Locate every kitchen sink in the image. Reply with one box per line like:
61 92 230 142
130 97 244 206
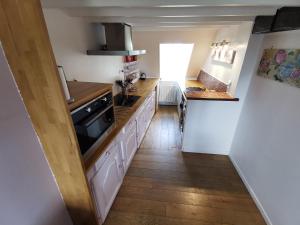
114 94 141 107
185 87 206 92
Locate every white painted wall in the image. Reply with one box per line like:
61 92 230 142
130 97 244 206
182 27 262 155
43 9 124 93
132 29 217 78
183 100 240 154
0 44 72 225
203 22 253 95
230 30 300 225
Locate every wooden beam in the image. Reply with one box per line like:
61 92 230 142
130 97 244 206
71 15 253 28
0 1 98 225
41 0 300 8
64 6 277 18
84 16 255 24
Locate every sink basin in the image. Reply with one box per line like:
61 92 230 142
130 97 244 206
185 87 206 92
114 94 141 107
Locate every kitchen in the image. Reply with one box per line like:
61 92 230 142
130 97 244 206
1 1 300 225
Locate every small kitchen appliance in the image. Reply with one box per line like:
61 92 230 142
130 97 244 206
71 91 115 158
140 72 146 80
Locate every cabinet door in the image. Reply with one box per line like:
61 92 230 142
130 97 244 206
90 144 123 222
145 101 152 128
136 106 146 147
122 121 138 170
145 93 155 128
150 93 156 118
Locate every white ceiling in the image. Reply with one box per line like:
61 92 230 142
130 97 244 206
41 0 300 30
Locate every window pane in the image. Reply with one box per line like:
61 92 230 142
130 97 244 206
160 43 194 81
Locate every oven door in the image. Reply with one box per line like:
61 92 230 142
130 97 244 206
75 106 114 156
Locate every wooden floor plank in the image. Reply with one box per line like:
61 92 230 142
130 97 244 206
105 211 214 225
130 160 241 180
117 186 258 212
122 176 251 199
166 203 265 225
111 197 166 216
126 167 247 193
104 106 266 225
133 152 235 169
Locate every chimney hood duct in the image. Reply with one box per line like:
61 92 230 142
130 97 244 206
87 23 146 56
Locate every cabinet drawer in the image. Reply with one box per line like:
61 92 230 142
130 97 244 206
91 129 124 177
91 141 115 174
87 152 109 181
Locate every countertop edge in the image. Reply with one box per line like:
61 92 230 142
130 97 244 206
177 80 238 102
186 96 239 101
67 81 113 111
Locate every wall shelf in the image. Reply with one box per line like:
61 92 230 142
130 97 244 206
86 49 146 56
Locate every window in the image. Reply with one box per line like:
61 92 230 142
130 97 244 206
159 43 194 81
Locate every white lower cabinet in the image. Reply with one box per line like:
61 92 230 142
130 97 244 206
89 143 123 224
146 91 156 127
87 91 156 224
121 119 138 171
136 91 156 147
136 105 147 147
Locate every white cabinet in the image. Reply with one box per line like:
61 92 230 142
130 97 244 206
136 91 156 147
87 89 157 224
148 91 156 123
144 91 156 130
89 143 123 224
136 105 147 147
121 119 138 171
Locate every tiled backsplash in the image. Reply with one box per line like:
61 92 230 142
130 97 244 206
197 70 227 92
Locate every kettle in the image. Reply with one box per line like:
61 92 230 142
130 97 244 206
140 72 146 80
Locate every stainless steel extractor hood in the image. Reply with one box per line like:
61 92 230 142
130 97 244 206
87 23 146 56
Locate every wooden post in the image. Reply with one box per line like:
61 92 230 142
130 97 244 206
0 1 98 225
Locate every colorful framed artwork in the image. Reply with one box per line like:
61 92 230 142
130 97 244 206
257 48 300 88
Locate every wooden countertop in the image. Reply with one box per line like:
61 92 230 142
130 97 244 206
83 78 159 171
67 81 113 111
178 80 239 101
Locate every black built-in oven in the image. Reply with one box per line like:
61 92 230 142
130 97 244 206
71 91 115 157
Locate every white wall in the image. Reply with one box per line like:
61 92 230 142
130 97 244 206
182 33 264 155
0 44 72 225
183 100 241 154
132 29 217 78
43 9 216 87
203 22 253 95
43 9 124 93
230 30 300 225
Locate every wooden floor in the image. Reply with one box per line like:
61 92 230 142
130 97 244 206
104 106 266 225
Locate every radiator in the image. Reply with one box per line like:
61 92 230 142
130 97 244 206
159 81 178 105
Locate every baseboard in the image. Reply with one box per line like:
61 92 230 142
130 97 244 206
159 103 177 106
229 155 273 225
181 147 228 155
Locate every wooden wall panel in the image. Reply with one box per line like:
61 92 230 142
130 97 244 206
0 1 98 225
